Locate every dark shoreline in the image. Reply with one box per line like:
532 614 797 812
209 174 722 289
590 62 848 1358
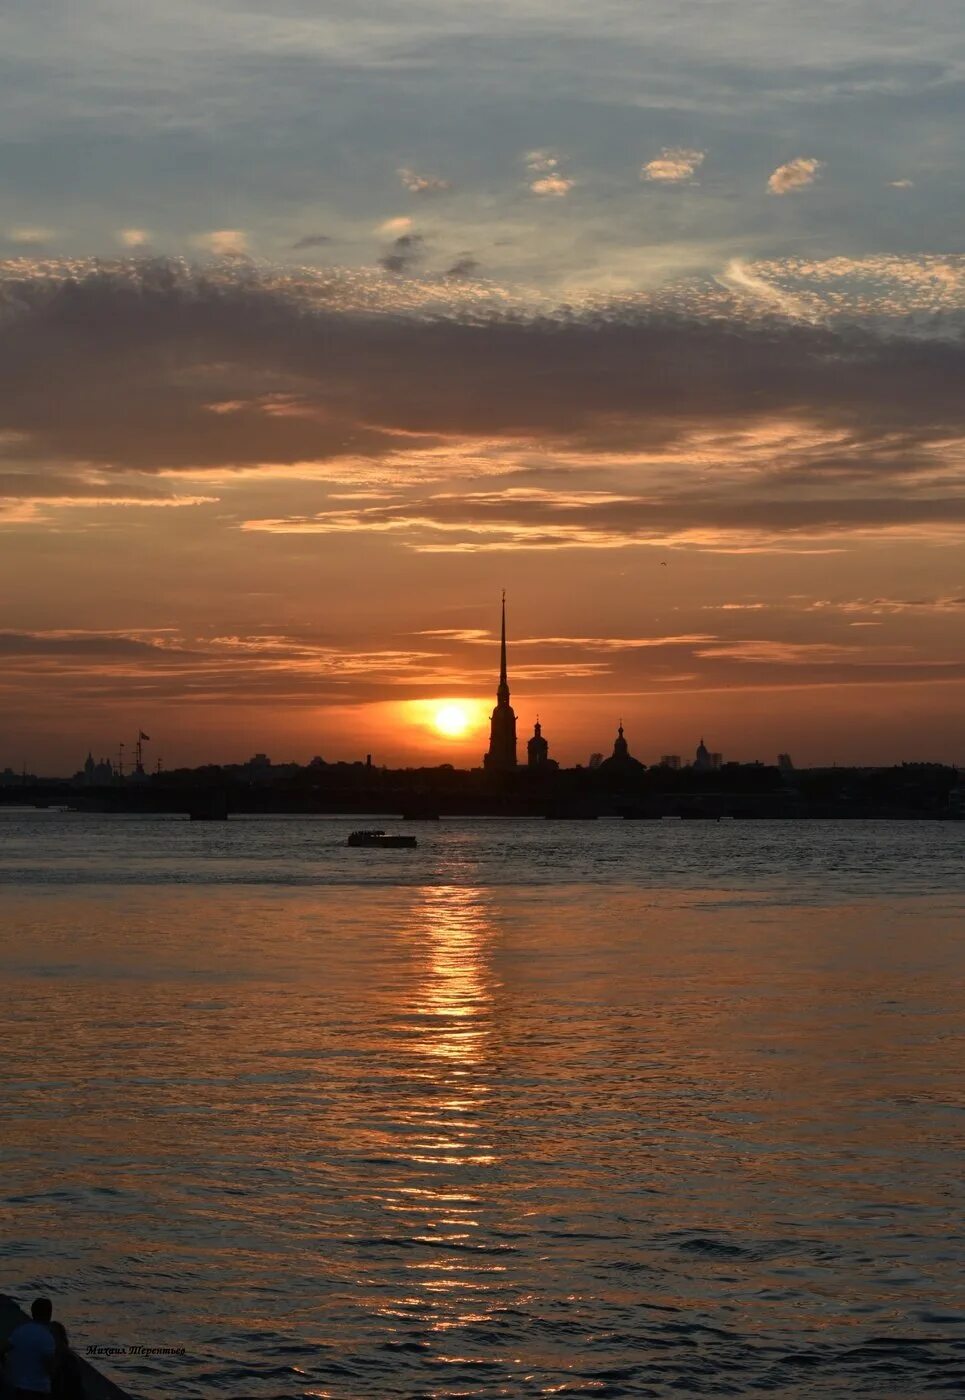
3 757 961 823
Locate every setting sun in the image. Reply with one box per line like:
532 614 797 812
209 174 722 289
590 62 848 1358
433 701 475 737
399 697 490 743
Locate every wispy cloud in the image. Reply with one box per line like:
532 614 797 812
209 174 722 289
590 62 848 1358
193 229 249 256
291 233 331 250
720 258 818 320
530 174 574 196
767 157 824 195
0 629 493 707
641 148 705 182
379 233 425 274
418 629 714 650
525 150 574 196
418 628 493 643
444 255 480 280
398 167 450 195
809 594 965 615
516 634 716 650
694 640 856 664
740 253 965 317
0 630 193 659
0 494 215 528
240 483 965 554
117 228 151 248
701 602 767 612
6 227 56 247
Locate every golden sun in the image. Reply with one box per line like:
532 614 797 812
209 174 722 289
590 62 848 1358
433 701 474 738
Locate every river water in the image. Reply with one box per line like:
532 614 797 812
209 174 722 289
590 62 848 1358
1 812 963 1397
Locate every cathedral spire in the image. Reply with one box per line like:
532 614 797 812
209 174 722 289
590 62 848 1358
484 591 517 771
498 589 509 705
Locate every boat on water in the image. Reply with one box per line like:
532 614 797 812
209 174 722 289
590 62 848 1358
346 829 418 849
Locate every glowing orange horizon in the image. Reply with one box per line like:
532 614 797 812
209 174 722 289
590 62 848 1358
401 698 491 744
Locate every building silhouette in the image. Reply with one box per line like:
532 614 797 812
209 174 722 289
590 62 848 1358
527 718 557 770
483 592 518 771
597 722 645 776
693 738 722 772
82 752 115 785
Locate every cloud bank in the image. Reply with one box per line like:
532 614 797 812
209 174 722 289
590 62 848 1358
0 257 963 553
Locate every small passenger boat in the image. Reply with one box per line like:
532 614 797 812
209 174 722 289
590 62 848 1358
346 829 417 849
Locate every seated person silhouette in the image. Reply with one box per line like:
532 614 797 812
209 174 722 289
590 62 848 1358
1 1297 56 1398
49 1322 85 1400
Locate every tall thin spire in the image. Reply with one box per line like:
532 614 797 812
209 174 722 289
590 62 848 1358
484 590 517 771
497 589 509 705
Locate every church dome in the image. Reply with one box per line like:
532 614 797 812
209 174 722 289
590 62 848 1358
598 721 644 776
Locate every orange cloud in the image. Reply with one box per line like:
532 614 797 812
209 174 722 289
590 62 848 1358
767 157 824 194
642 148 705 182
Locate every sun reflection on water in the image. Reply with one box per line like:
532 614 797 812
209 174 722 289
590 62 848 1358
418 884 495 1048
374 885 510 1351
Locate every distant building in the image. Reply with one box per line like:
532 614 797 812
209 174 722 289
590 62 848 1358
597 723 645 777
778 753 795 774
693 738 721 772
527 718 554 769
0 766 44 786
587 753 604 770
659 755 681 770
240 753 274 784
81 752 115 785
483 593 518 772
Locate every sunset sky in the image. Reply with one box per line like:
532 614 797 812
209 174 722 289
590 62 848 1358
1 0 964 772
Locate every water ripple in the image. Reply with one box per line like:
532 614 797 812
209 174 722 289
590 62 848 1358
0 820 962 1396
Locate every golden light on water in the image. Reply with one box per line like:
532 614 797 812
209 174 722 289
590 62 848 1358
386 887 504 1336
418 884 495 1062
